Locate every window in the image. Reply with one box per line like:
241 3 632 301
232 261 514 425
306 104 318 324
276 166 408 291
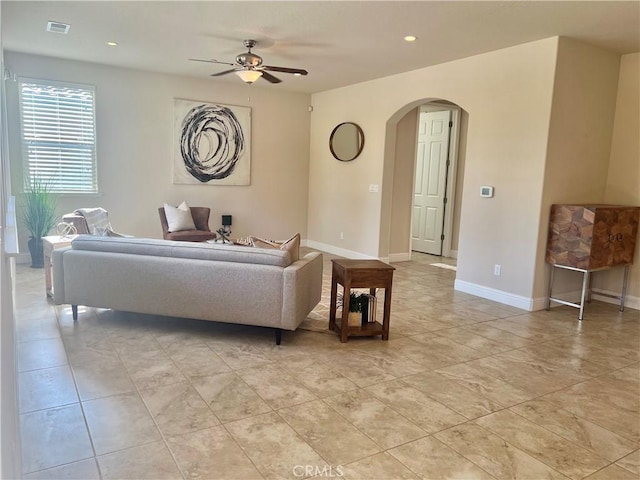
19 78 97 193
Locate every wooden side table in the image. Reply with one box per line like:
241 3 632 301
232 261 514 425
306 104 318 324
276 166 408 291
42 235 77 297
329 259 395 343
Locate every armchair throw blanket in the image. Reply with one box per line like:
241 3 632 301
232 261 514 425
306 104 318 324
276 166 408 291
73 208 127 237
74 208 110 233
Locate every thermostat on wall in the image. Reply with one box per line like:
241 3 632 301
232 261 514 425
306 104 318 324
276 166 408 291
480 186 494 198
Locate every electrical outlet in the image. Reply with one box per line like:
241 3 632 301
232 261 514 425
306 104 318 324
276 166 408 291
340 232 344 240
494 264 501 276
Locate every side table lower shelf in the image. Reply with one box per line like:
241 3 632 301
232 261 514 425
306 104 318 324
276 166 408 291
331 319 384 337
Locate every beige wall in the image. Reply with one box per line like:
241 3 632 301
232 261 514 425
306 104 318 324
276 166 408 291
535 38 622 304
6 52 311 253
597 53 640 303
451 111 468 252
309 38 559 307
389 108 417 255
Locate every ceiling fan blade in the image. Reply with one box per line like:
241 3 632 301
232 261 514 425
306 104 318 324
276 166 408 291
189 58 236 66
260 71 282 84
210 69 239 77
263 65 308 76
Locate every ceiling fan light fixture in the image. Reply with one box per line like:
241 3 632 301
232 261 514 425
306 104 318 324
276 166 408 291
235 70 263 83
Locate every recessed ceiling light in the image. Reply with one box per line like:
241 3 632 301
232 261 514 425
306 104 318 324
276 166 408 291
46 21 70 34
404 35 417 42
106 41 118 46
294 73 302 77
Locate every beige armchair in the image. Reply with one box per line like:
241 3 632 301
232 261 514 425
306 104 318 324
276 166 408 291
158 206 217 242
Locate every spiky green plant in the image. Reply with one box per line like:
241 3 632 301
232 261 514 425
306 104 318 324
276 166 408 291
337 291 366 312
22 179 58 239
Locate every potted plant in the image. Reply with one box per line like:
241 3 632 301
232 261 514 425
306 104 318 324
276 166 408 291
338 291 367 327
22 179 58 268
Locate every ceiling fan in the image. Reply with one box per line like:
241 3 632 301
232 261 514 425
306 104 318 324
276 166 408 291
189 39 308 84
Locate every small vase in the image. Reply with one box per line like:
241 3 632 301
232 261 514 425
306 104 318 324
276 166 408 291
348 311 361 327
28 237 44 268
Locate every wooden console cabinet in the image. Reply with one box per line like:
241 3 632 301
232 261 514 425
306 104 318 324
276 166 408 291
545 204 639 319
546 204 639 269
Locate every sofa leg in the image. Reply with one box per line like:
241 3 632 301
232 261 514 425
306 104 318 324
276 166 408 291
72 305 78 321
275 328 282 345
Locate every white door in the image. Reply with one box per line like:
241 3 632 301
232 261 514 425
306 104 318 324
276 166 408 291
412 108 451 255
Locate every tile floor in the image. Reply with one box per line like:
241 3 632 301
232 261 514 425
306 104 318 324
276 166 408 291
15 249 640 479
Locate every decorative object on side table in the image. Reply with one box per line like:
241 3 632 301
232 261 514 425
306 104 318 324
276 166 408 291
337 291 366 327
221 215 232 235
360 293 377 325
56 222 78 238
22 179 58 268
216 215 233 244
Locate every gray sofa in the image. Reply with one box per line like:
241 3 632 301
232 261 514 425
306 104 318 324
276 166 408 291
52 236 323 344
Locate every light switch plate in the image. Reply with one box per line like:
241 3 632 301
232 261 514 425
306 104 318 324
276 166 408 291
369 184 379 193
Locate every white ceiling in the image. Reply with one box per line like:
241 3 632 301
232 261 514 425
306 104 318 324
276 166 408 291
2 1 639 94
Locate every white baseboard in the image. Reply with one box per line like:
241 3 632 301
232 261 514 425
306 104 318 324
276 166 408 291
593 290 640 311
304 240 378 260
388 250 458 263
388 252 411 262
526 289 640 313
454 279 534 311
530 290 580 311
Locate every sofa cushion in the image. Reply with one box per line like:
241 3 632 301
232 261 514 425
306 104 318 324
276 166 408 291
164 201 196 232
71 235 292 267
250 233 300 262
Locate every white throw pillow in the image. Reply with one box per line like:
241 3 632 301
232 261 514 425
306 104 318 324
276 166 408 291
164 201 196 232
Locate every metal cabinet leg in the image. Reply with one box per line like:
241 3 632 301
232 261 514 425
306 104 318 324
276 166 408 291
578 271 589 321
586 272 594 303
620 265 630 312
546 265 555 311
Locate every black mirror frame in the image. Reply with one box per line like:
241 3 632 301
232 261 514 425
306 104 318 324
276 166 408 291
329 122 365 162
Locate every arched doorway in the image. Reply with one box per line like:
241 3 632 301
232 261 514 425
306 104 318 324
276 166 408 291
379 98 468 263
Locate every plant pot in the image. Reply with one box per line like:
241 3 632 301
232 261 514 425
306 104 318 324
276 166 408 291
348 311 361 327
28 237 44 268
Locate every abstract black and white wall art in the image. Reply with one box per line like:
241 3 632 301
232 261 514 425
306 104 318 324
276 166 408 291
173 99 251 185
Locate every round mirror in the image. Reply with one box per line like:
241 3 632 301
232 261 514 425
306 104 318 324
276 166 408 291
329 122 364 162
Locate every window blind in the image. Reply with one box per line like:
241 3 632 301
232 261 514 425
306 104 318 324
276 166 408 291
19 79 97 193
